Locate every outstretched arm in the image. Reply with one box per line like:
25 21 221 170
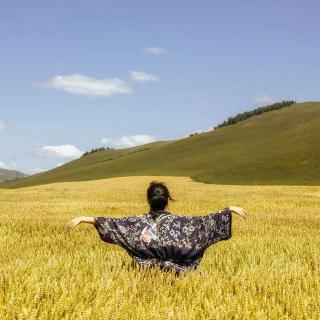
203 206 248 247
66 215 123 245
65 216 97 231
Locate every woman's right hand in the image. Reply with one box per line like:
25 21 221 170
228 206 248 219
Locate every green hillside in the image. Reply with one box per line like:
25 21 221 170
3 102 320 188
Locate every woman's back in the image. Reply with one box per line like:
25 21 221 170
66 181 246 274
94 207 232 273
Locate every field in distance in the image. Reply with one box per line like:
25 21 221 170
0 176 319 319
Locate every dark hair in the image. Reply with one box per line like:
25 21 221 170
147 181 175 212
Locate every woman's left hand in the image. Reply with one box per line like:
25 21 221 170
65 216 83 231
228 206 248 219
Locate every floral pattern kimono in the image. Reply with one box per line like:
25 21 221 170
94 208 232 274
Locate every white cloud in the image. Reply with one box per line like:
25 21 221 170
46 74 132 97
144 47 168 55
118 135 156 147
100 134 156 148
100 137 113 145
38 144 82 158
56 162 65 167
0 161 19 170
130 71 159 82
31 168 46 174
193 127 213 134
11 162 18 169
253 94 275 105
178 127 214 139
0 161 8 169
0 120 6 131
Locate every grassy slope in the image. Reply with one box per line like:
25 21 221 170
4 102 320 188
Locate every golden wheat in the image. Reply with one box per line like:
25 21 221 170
0 176 319 319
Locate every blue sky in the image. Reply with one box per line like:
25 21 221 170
0 0 319 174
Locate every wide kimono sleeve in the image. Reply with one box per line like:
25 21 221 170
94 215 149 260
94 216 132 245
202 207 232 247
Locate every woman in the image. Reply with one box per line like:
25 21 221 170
66 181 247 274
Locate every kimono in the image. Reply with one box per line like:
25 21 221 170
94 207 232 274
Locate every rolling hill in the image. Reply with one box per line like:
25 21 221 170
3 102 320 188
0 168 27 183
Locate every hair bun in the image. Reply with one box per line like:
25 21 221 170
147 181 174 213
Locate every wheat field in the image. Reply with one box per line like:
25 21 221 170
0 176 319 320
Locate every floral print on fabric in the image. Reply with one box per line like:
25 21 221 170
94 208 232 273
139 226 159 245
